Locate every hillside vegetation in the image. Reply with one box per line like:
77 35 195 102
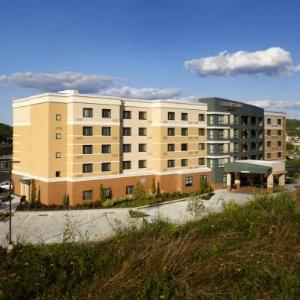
287 118 300 136
1 190 300 299
0 123 12 143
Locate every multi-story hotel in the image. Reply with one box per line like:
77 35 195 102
12 91 287 205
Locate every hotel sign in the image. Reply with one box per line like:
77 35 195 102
220 101 242 111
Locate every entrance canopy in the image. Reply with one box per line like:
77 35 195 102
224 160 285 175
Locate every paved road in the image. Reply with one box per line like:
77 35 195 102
0 190 255 247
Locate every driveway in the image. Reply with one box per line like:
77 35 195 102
0 190 253 247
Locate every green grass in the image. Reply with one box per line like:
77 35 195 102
2 190 300 299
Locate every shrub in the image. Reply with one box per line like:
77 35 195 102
62 194 70 209
133 182 147 200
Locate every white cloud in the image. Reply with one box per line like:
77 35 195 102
184 47 300 77
0 71 118 93
104 86 184 99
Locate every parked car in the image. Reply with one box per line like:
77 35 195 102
0 181 12 190
0 191 11 202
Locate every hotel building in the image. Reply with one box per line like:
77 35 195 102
12 92 286 205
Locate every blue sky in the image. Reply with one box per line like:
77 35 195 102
1 0 300 124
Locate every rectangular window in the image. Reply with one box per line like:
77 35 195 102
278 141 282 147
102 127 111 136
83 145 93 154
267 141 271 147
267 153 271 159
139 160 147 168
278 130 282 136
209 144 214 154
209 130 214 139
181 159 188 167
56 114 61 121
83 190 93 200
234 115 239 125
123 127 131 136
168 112 175 120
167 128 175 136
123 161 131 170
167 159 175 168
83 108 93 118
277 152 282 158
83 126 93 136
185 176 193 187
102 162 111 172
55 171 61 177
102 144 111 153
277 119 282 125
251 116 256 125
234 143 239 152
167 143 175 151
218 144 224 154
83 163 93 173
198 128 205 136
198 114 205 121
267 118 271 125
234 129 239 138
123 144 131 153
55 152 61 158
209 115 214 125
198 143 205 150
139 128 147 136
218 158 228 168
56 133 61 139
102 109 111 118
123 110 131 119
218 130 224 139
139 144 147 152
198 157 205 165
126 185 134 195
103 188 112 199
181 143 188 151
139 111 147 120
181 128 188 136
181 112 188 121
267 130 271 136
218 115 224 124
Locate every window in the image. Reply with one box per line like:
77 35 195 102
218 130 224 139
251 116 256 125
83 145 93 154
102 109 111 118
83 126 93 136
102 162 111 172
234 129 239 138
198 143 205 150
168 112 175 120
209 115 214 125
126 185 134 195
56 133 61 139
139 128 147 136
167 143 175 151
55 171 61 177
209 144 214 154
123 127 131 136
267 130 271 136
234 143 239 152
83 190 93 200
102 144 111 153
198 114 205 121
277 152 282 158
139 160 147 168
123 144 131 153
167 128 175 136
102 127 111 136
267 118 271 125
218 158 228 168
56 114 61 121
167 159 175 168
139 144 147 152
83 108 93 118
277 119 282 125
185 176 193 187
123 110 131 119
198 157 205 165
278 141 282 147
218 144 224 154
201 175 208 182
251 142 256 150
267 141 271 147
267 153 271 159
198 128 205 136
55 152 61 158
209 130 214 139
208 159 214 168
251 129 256 138
123 161 131 170
139 111 147 120
181 112 188 121
218 115 224 124
181 159 188 167
181 143 188 151
234 115 239 125
83 163 93 173
277 130 282 136
103 188 112 199
181 128 188 136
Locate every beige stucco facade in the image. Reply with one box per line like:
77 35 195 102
12 91 211 205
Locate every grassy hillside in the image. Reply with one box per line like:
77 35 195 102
287 119 300 136
1 190 300 299
0 123 12 143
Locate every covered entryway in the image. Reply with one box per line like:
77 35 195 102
224 160 286 193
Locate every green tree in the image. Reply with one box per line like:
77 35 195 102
133 182 146 200
199 177 209 194
99 184 105 202
286 142 294 152
31 180 37 202
62 193 70 209
37 187 41 203
151 178 156 195
156 182 161 198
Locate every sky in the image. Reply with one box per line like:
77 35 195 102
1 0 300 124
